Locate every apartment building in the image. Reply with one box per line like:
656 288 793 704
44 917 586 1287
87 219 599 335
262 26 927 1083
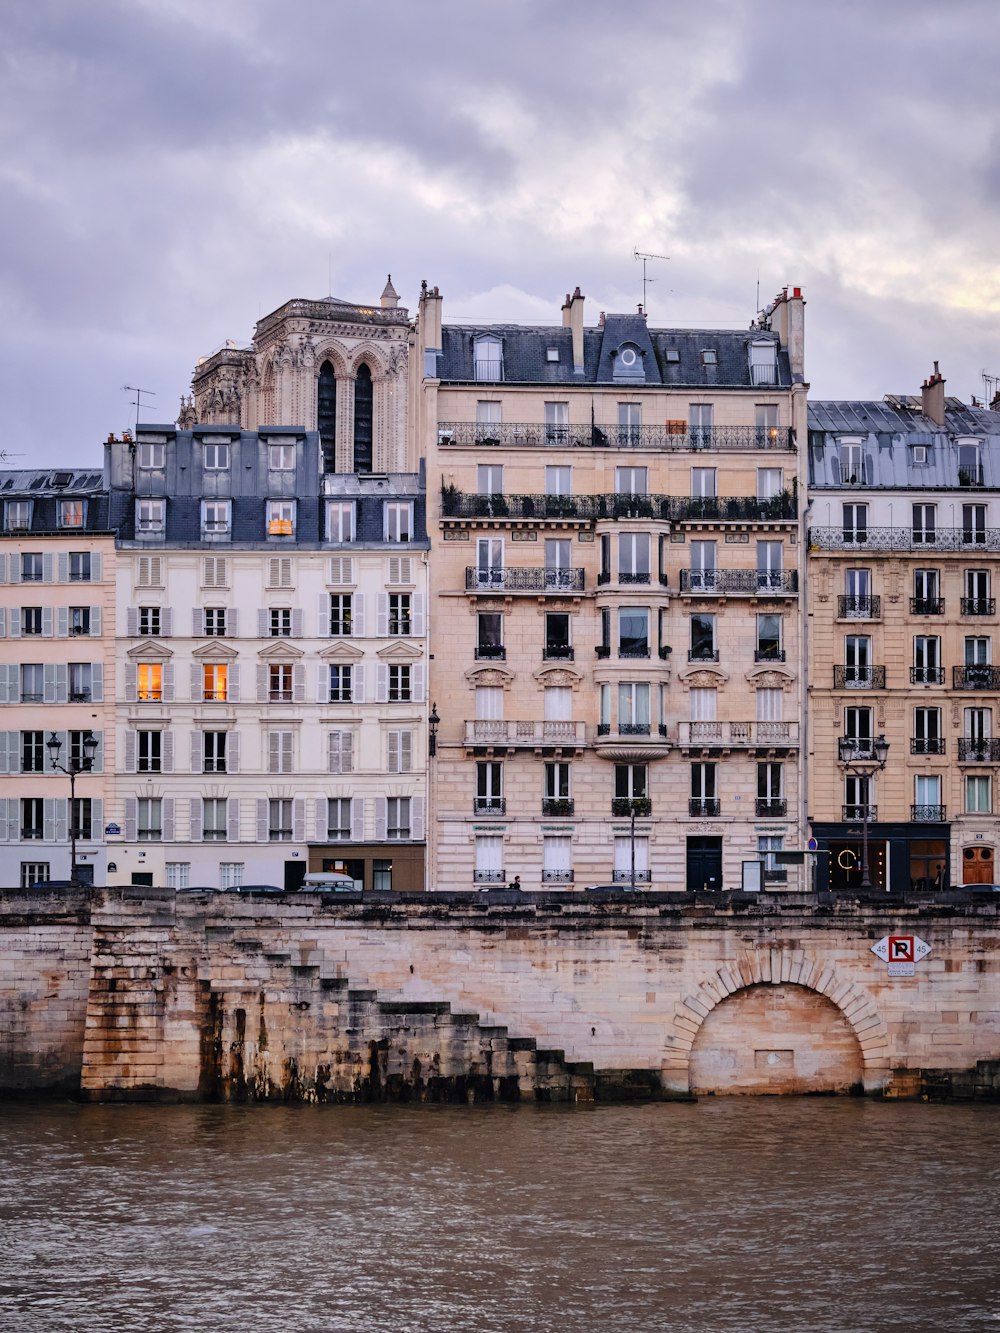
808 367 1000 891
0 469 116 886
418 281 808 891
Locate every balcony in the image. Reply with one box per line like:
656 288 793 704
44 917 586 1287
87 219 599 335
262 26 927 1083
911 804 946 822
617 723 651 736
833 666 887 689
466 566 585 593
473 798 506 815
465 720 587 748
543 645 574 661
473 870 506 884
911 598 945 615
618 644 650 659
962 598 996 616
910 667 945 685
611 797 652 817
911 738 947 755
612 868 652 883
811 526 1000 553
688 649 720 663
677 720 799 748
838 595 881 619
841 737 879 759
958 738 1000 762
755 798 787 817
541 798 575 816
475 644 506 661
437 422 795 452
842 805 876 821
754 648 786 662
953 666 1000 690
542 869 575 884
679 569 798 595
667 492 797 522
619 571 652 585
689 798 721 817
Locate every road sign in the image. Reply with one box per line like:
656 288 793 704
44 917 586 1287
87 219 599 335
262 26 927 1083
871 935 931 976
807 837 818 851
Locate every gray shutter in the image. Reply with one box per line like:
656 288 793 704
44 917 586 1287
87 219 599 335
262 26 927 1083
189 799 202 843
292 664 305 703
0 666 11 703
256 665 267 703
256 799 269 843
375 796 388 841
55 664 68 703
229 608 239 637
354 665 365 704
226 732 238 773
9 609 21 638
161 608 173 636
412 664 425 703
317 665 329 704
90 799 103 840
127 607 139 636
0 608 5 638
377 594 388 637
162 730 175 773
162 798 175 841
192 608 204 636
388 730 399 773
317 593 330 637
91 554 102 582
351 797 365 841
293 799 305 842
400 731 412 772
57 553 68 582
42 553 54 583
227 798 240 843
412 595 425 636
353 594 365 637
190 664 202 701
125 798 137 842
124 663 137 703
57 608 68 638
229 664 240 703
7 558 20 585
163 664 175 702
281 732 293 773
268 732 279 772
43 664 58 704
124 730 136 774
0 798 10 840
191 731 203 773
0 732 13 774
91 731 104 774
91 664 104 703
0 555 5 583
257 609 269 637
43 798 60 842
90 607 101 635
376 664 388 702
291 609 303 637
314 797 326 840
41 607 53 637
411 796 425 841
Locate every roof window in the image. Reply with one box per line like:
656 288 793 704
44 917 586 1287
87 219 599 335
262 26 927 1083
546 347 559 363
664 349 680 363
701 349 718 366
474 336 503 383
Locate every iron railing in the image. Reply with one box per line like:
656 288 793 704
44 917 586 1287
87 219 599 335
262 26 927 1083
465 566 585 592
443 489 795 523
619 644 650 658
465 720 586 746
678 721 798 746
833 666 887 689
473 798 506 815
543 645 574 660
811 526 1000 552
473 870 505 883
541 798 575 816
617 723 651 736
437 422 796 451
910 667 945 685
475 644 506 660
911 804 947 822
838 595 881 618
612 868 652 883
962 598 996 616
953 666 1000 690
958 738 1000 762
843 804 877 821
689 649 721 663
755 798 787 817
911 738 947 755
911 598 945 615
611 797 652 817
680 569 799 594
541 869 575 883
689 798 721 816
754 649 786 662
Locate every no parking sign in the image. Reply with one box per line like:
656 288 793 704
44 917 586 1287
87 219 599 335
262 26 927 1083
871 934 931 977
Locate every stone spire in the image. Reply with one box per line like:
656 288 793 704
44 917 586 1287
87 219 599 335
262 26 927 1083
380 274 400 309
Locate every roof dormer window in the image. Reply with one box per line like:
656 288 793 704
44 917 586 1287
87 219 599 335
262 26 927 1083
701 349 718 366
749 339 777 385
665 348 680 363
613 342 645 383
474 336 503 382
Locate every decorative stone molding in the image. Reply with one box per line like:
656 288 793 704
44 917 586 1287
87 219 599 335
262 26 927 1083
256 641 304 661
678 665 729 687
376 641 423 661
126 639 174 661
192 641 238 661
319 641 364 662
465 667 514 690
532 666 582 688
746 666 795 690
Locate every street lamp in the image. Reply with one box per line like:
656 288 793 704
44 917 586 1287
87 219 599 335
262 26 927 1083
428 703 440 757
837 732 889 890
47 730 98 884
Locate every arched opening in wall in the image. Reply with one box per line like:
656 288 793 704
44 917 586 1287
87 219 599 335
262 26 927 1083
354 363 373 473
318 361 337 472
688 983 863 1096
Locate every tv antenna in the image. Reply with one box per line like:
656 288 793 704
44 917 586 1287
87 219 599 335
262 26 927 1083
633 248 670 314
122 385 156 434
983 370 1000 409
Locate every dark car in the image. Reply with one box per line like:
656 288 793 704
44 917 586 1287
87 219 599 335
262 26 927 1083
233 883 285 894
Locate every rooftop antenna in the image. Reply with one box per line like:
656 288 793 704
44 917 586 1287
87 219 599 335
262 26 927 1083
122 385 156 434
633 248 670 316
983 370 1000 408
0 450 25 464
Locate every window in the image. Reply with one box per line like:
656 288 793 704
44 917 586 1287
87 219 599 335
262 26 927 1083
203 442 230 470
755 405 780 441
618 683 650 733
270 608 292 637
689 540 717 589
329 664 353 702
138 797 162 841
268 442 295 471
543 686 572 721
476 536 504 587
965 569 991 615
166 862 191 889
544 761 571 802
220 863 244 890
69 663 92 702
701 349 718 366
844 635 871 686
614 834 649 883
203 798 228 841
966 637 991 666
138 606 161 637
21 798 43 840
385 502 412 543
476 611 504 660
963 503 987 545
20 664 43 703
327 798 352 839
268 731 293 774
966 775 992 814
475 686 503 720
839 441 865 485
328 731 353 774
691 468 716 498
318 361 337 466
618 607 649 657
203 731 227 773
21 553 43 582
689 403 713 442
690 614 716 661
544 403 569 445
138 442 165 469
59 500 85 529
202 556 228 588
756 613 782 661
958 443 983 486
965 707 992 746
475 834 504 884
203 664 228 702
269 664 293 702
21 861 50 887
617 403 641 445
543 835 573 883
473 335 503 382
21 731 44 773
618 533 650 583
70 607 90 636
203 607 227 636
757 467 783 499
842 504 868 544
388 664 411 702
354 364 374 472
913 636 942 684
21 607 42 636
388 730 412 773
756 688 784 722
476 761 504 813
914 774 942 819
6 501 31 531
913 568 940 613
913 708 942 755
690 762 718 815
267 500 295 537
912 503 936 544
757 540 784 587
136 499 164 533
545 465 572 496
615 465 647 495
68 730 95 770
386 797 411 840
268 798 292 841
389 594 412 636
330 594 352 636
544 612 571 659
202 500 231 537
327 501 355 543
68 552 91 582
759 836 785 882
615 764 647 802
757 762 784 816
138 556 163 588
137 730 161 773
544 538 572 587
476 400 502 427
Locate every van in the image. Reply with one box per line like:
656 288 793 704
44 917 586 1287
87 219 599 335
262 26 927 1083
299 872 358 892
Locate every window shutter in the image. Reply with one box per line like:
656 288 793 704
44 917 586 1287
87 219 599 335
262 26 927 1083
0 555 5 583
256 665 267 703
314 798 327 840
293 799 306 842
161 608 172 636
58 553 69 582
0 798 10 841
291 609 303 637
127 607 139 636
227 732 239 773
91 554 102 582
411 796 425 841
256 799 269 843
41 607 53 637
351 797 365 840
43 553 54 583
376 664 388 702
281 732 292 773
91 607 102 635
388 730 399 772
388 556 412 584
8 558 21 585
227 798 240 843
162 798 175 841
0 732 12 774
91 664 103 703
190 798 203 842
257 609 269 637
377 594 388 637
293 664 305 703
228 664 240 702
317 593 330 636
124 798 137 842
163 664 175 702
91 731 104 774
401 731 412 772
54 607 66 638
353 595 365 637
9 610 20 638
375 797 388 841
90 800 103 839
44 799 59 842
229 608 239 637
192 608 204 636
191 731 202 773
317 666 329 704
354 665 365 704
43 664 58 704
0 609 6 637
190 664 202 700
125 663 137 703
412 595 425 636
54 799 69 843
124 730 136 774
412 664 425 703
329 556 353 585
268 732 280 772
162 730 175 773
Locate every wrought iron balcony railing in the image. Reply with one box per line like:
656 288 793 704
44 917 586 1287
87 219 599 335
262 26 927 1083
689 797 721 816
811 526 1000 552
443 489 795 524
680 569 799 594
910 666 945 685
475 644 506 660
541 869 575 884
689 649 721 662
910 598 945 615
843 804 876 821
611 797 652 817
619 571 652 584
838 595 881 619
911 804 946 822
437 422 796 452
910 737 947 755
473 797 506 815
543 644 574 660
541 798 575 816
833 666 887 689
677 721 799 746
958 738 1000 762
667 493 797 522
962 598 996 616
618 644 650 658
617 723 651 736
953 666 1000 690
465 720 587 746
755 798 787 817
466 566 585 592
612 868 652 883
473 870 505 883
754 648 786 662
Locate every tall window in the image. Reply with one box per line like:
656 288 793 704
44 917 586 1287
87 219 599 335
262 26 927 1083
318 360 337 467
544 613 571 659
966 775 992 814
842 503 868 544
618 607 649 657
268 443 295 471
618 533 650 583
329 664 353 702
330 594 352 635
386 797 411 839
618 683 650 733
269 664 293 702
201 500 231 537
476 612 504 659
21 664 43 703
689 403 713 442
839 441 865 485
270 608 292 637
385 502 412 542
136 499 164 533
137 730 162 773
912 503 936 544
203 607 227 636
327 798 352 839
21 731 44 773
68 663 92 701
757 762 784 815
203 731 227 773
963 503 987 545
21 553 43 582
21 798 44 840
388 594 412 635
203 664 228 702
690 614 716 661
690 762 718 815
267 501 296 537
68 552 91 582
137 797 162 841
756 614 782 660
388 665 411 702
327 501 355 543
269 798 292 841
203 798 228 841
353 363 373 472
544 402 569 444
473 336 503 383
59 500 85 529
476 761 504 813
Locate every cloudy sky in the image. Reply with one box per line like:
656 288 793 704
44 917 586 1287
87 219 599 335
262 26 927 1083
3 0 999 467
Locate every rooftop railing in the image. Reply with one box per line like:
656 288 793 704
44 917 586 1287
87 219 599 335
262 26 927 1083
438 423 796 451
443 490 795 523
679 569 799 594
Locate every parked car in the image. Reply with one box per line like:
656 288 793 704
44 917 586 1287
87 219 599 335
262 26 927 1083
233 883 285 894
299 873 358 892
175 884 225 893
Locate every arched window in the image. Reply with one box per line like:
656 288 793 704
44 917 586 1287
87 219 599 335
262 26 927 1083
318 361 337 472
354 363 373 473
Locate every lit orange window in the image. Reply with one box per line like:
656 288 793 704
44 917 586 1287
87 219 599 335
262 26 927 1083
137 663 162 702
203 664 228 701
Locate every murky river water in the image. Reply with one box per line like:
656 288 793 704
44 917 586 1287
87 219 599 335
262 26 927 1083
0 1098 998 1332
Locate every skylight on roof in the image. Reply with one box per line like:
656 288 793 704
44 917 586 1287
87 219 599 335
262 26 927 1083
665 349 680 363
701 349 718 365
546 348 559 362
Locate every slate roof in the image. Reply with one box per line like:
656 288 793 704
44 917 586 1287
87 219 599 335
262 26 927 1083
809 397 1000 436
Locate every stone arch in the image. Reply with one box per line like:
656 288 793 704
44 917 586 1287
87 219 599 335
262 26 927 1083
344 342 393 378
663 948 888 1095
313 342 352 380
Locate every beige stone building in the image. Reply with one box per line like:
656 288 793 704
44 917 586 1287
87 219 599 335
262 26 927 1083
417 282 808 891
808 370 1000 890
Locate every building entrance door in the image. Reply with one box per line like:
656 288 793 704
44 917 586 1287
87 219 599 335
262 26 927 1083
962 846 994 885
686 837 722 893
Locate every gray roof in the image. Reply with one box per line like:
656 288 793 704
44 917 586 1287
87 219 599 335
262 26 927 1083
0 468 104 494
809 397 1000 436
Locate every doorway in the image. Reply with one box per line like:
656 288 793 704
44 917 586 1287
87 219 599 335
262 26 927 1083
687 837 722 893
962 846 994 885
284 860 306 892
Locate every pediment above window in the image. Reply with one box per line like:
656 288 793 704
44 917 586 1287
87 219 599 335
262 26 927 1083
319 641 364 662
192 641 239 661
465 666 514 689
126 639 174 661
376 641 423 661
746 665 795 690
532 666 582 688
256 640 305 661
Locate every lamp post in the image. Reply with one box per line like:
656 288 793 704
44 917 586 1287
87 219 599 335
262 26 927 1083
428 703 440 758
47 730 98 885
427 704 440 892
837 733 889 890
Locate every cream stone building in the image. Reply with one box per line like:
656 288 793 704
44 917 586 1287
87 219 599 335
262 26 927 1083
808 370 1000 891
417 282 809 891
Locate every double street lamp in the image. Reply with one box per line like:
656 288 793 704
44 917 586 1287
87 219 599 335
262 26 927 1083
47 731 98 885
837 733 889 890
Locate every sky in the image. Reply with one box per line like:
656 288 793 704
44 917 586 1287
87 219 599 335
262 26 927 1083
2 0 999 468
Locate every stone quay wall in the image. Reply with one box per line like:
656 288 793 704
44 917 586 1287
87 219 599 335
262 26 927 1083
1 887 999 1102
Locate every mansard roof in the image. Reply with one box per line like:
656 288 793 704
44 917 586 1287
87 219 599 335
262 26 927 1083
809 398 1000 437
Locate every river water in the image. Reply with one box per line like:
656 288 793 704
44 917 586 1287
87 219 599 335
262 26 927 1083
0 1099 998 1333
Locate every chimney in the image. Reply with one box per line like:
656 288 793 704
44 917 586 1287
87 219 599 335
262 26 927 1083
418 280 443 377
922 361 946 426
561 293 572 328
568 286 585 375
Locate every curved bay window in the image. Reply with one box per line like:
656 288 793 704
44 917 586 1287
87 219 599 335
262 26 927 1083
318 360 337 471
354 363 373 473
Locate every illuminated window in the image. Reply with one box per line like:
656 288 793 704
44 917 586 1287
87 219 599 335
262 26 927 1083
267 500 295 537
59 500 85 528
203 664 228 702
137 663 162 702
